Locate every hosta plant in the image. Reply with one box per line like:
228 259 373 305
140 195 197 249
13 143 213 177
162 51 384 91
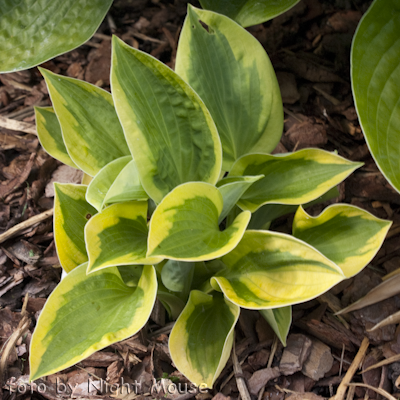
30 5 391 388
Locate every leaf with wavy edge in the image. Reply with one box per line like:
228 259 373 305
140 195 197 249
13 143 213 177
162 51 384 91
169 291 239 388
86 201 162 273
111 36 222 203
212 230 344 309
230 149 362 212
40 68 130 177
293 204 391 278
352 0 400 193
199 0 301 27
35 106 78 169
30 264 157 381
147 182 250 261
176 6 282 170
54 183 97 273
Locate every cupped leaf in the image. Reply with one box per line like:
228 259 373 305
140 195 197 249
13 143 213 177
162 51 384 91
352 0 400 193
147 182 251 261
176 6 283 170
157 290 186 320
35 106 77 169
54 184 97 273
30 264 157 381
198 0 301 27
161 260 195 299
0 0 112 73
169 291 240 388
86 156 132 212
293 204 391 278
212 230 344 309
259 306 291 346
111 36 222 203
217 175 263 223
230 149 362 212
86 201 162 273
104 159 148 204
40 68 130 177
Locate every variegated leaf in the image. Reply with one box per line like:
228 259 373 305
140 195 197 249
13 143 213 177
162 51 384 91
259 306 291 346
293 204 391 278
147 182 250 261
30 264 157 381
169 291 240 388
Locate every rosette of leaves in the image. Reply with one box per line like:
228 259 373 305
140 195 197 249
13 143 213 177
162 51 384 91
30 6 391 388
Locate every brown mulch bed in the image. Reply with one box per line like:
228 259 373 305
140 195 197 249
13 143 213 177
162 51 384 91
1 1 400 399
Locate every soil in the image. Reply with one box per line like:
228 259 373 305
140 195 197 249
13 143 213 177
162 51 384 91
1 1 400 399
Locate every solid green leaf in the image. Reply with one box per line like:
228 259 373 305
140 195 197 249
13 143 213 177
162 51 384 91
0 0 112 73
40 68 130 177
161 260 195 299
198 0 301 27
86 201 162 273
169 291 240 388
54 184 97 273
30 264 157 381
35 106 78 169
259 306 291 346
176 6 283 170
293 204 392 278
352 0 400 193
104 159 149 205
147 182 251 261
217 175 264 223
212 230 344 309
111 36 222 203
157 290 186 320
230 149 362 212
86 156 132 212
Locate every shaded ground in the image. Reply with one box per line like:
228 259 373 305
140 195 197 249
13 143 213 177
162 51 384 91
1 0 400 399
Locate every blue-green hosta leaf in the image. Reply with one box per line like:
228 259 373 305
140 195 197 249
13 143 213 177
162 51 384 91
40 68 130 177
147 182 251 261
0 0 113 73
157 290 186 320
104 159 148 204
169 291 240 388
161 260 195 299
86 156 132 212
86 201 162 274
259 306 291 346
230 149 362 212
29 264 157 381
217 175 264 223
212 230 344 309
176 6 283 170
35 106 77 169
198 0 301 27
54 184 97 273
293 204 392 278
352 0 400 193
111 36 222 203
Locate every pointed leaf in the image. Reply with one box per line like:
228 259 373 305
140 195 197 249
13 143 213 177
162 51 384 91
40 68 130 176
111 36 222 203
104 159 149 204
54 184 97 273
147 182 250 261
217 175 264 223
352 0 400 193
86 202 162 273
212 230 344 309
29 264 157 381
230 149 362 212
293 204 391 278
198 0 301 27
176 6 283 170
259 307 291 346
0 0 112 73
35 106 78 169
86 156 132 212
169 291 240 388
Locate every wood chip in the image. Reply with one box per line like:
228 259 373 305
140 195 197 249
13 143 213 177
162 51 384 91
302 338 333 380
279 334 312 376
0 116 36 135
247 367 280 396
